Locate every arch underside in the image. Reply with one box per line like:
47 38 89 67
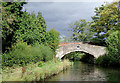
61 50 95 60
59 49 95 59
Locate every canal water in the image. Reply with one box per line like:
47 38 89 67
46 61 120 82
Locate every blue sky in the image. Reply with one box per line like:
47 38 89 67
22 2 107 39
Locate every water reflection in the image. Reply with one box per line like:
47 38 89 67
47 61 107 81
96 66 120 82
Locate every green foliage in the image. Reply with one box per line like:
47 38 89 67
63 52 85 61
45 28 60 51
91 2 119 33
69 19 93 42
90 2 120 45
2 41 55 67
95 31 120 67
2 2 26 52
37 61 44 67
2 2 47 52
63 52 77 61
14 11 47 45
2 2 60 68
63 51 94 63
106 31 120 62
90 34 106 46
38 44 55 62
73 52 83 61
95 55 119 67
2 60 71 81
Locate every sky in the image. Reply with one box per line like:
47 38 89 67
22 1 113 39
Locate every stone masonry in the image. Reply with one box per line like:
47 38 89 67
56 43 107 59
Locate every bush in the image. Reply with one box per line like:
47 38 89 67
95 55 119 67
106 31 120 65
45 28 60 51
38 44 55 62
37 61 44 67
2 41 55 67
94 31 120 67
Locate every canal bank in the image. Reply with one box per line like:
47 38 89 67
2 60 72 81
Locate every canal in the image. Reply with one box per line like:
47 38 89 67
46 61 120 82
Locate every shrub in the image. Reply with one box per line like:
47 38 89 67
106 31 120 65
45 28 60 51
38 44 55 62
37 61 44 67
95 55 119 67
2 41 55 67
94 31 120 67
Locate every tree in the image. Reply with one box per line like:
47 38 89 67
2 2 47 52
95 30 120 66
90 2 120 45
69 19 93 42
45 28 60 51
106 31 120 62
2 2 26 52
14 11 47 45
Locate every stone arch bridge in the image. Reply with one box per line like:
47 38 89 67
56 42 107 59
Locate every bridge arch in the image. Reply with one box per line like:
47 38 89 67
61 51 95 62
56 43 106 59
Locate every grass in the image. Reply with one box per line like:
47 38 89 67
2 59 72 81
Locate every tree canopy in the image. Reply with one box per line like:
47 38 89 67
69 19 93 42
45 28 60 51
2 2 60 52
90 2 120 45
14 11 47 45
2 2 27 52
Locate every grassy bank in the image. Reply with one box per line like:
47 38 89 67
2 59 72 81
